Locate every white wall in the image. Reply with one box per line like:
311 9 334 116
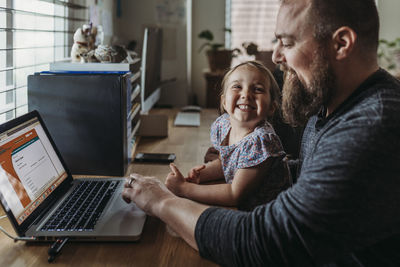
377 0 400 41
192 0 225 107
104 0 399 108
87 0 115 45
113 0 188 107
190 0 400 107
110 0 226 108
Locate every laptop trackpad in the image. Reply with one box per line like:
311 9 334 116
95 190 146 239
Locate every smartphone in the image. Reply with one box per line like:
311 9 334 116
134 152 176 163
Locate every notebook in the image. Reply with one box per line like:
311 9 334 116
0 110 146 241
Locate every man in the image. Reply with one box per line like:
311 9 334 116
122 0 400 265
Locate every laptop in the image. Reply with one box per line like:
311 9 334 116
0 110 146 241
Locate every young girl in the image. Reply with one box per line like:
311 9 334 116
166 61 291 210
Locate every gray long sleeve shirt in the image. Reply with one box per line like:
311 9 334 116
195 69 400 266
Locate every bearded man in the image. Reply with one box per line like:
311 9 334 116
122 0 400 266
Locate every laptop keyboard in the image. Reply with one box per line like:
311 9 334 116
40 180 120 232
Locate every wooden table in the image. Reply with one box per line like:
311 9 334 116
0 108 219 267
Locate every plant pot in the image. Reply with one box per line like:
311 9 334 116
255 50 276 72
206 50 233 72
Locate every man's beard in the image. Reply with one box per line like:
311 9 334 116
281 52 336 127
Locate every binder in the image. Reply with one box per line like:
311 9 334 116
28 72 132 176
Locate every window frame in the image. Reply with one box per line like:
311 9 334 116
226 0 280 65
0 0 88 123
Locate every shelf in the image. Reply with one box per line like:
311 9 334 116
130 71 141 84
131 120 141 137
128 120 142 159
129 135 141 160
131 84 141 102
128 102 141 121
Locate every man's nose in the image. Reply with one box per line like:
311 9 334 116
272 42 284 65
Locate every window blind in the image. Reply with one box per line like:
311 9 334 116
227 0 279 63
0 0 88 123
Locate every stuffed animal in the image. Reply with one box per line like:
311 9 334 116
70 24 98 62
70 24 130 63
94 45 127 63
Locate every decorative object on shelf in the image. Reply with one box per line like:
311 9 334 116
198 29 240 72
71 23 98 63
242 42 259 56
378 38 400 71
242 42 276 72
70 23 136 64
94 45 128 63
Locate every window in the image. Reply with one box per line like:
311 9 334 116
0 0 88 123
226 0 279 63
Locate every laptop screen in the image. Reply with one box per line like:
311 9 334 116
0 116 67 225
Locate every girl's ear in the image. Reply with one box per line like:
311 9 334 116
220 94 226 112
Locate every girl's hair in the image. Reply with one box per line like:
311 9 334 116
219 60 281 121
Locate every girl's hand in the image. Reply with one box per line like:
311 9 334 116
165 163 187 197
187 164 206 184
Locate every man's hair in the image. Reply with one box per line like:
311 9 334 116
309 0 379 52
282 0 380 53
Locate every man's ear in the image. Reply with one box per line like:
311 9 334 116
332 26 357 60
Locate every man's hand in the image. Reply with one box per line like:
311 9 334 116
187 164 206 184
165 163 187 197
122 171 209 251
122 173 175 217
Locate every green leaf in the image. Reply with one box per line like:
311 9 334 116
388 42 396 48
198 30 214 41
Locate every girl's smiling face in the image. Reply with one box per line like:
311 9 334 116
221 65 275 129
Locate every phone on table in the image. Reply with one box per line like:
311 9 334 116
134 152 176 163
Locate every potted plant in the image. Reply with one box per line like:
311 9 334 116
378 38 400 71
242 41 276 72
198 29 240 72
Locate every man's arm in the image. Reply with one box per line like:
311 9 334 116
195 102 400 266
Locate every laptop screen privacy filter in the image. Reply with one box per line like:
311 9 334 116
0 111 146 241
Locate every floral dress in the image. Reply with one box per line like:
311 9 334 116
210 113 291 210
